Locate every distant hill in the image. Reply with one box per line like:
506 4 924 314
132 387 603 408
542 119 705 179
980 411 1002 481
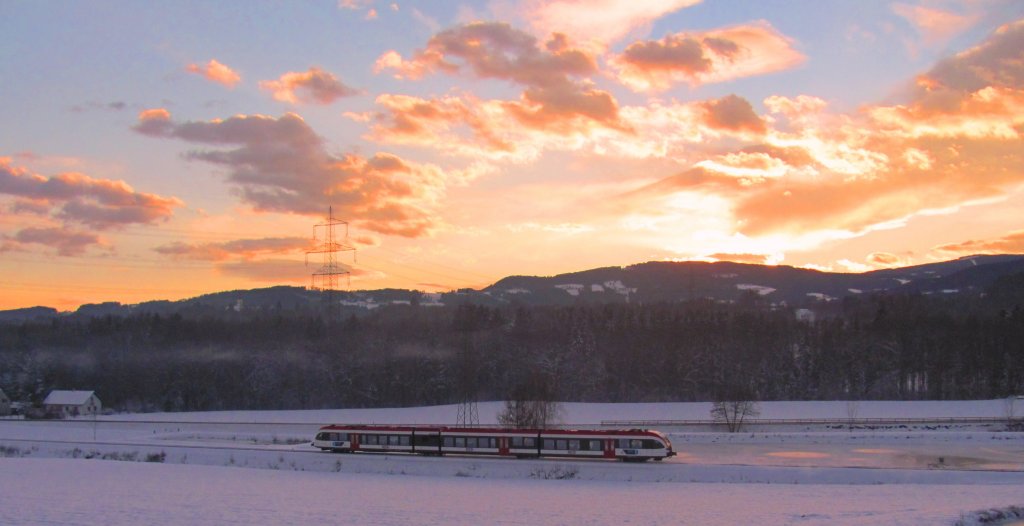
2 254 1022 321
0 306 59 323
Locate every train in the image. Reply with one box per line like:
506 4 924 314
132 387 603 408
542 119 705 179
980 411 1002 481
312 424 675 461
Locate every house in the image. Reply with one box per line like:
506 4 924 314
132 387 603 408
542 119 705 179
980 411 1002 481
43 390 102 418
0 388 10 416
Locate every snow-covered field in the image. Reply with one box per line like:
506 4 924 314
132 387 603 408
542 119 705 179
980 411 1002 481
1 400 1022 525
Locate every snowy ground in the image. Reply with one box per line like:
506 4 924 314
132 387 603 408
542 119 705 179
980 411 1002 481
1 400 1022 525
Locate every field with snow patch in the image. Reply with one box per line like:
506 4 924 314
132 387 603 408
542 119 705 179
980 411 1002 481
1 400 1022 525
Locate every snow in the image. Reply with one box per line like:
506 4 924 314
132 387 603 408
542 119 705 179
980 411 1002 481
601 280 636 296
736 283 776 295
1 458 1021 525
554 284 583 296
807 292 835 301
2 400 1023 524
43 390 96 405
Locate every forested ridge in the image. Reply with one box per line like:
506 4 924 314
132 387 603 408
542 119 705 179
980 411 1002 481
2 272 1023 412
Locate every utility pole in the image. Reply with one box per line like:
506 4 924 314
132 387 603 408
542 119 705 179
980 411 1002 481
306 206 356 317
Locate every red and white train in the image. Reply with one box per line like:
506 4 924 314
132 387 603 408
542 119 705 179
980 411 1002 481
313 425 675 461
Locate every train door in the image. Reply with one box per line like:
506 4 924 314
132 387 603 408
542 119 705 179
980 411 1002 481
603 439 616 459
499 437 510 456
351 433 360 451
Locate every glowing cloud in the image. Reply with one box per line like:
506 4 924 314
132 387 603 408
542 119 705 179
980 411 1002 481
0 157 181 230
375 22 625 131
933 230 1024 255
4 227 103 256
892 3 979 47
517 0 702 48
259 67 360 105
611 21 805 91
132 111 449 237
186 59 242 88
155 236 314 261
217 258 311 283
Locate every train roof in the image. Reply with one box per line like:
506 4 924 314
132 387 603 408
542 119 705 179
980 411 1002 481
318 424 666 437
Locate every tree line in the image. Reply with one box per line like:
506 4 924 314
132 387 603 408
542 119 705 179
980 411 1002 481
1 274 1022 413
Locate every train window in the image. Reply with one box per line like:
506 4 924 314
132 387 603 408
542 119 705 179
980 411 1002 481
455 437 466 447
511 437 523 447
443 437 454 447
400 436 410 446
543 439 555 450
617 439 629 449
466 437 477 448
340 433 348 442
589 440 601 451
630 439 643 449
389 435 400 446
556 440 568 450
364 435 376 445
488 438 497 448
316 433 327 441
524 437 536 448
646 439 664 449
568 440 580 451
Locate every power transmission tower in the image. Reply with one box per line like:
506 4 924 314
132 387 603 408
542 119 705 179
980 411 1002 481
306 206 356 315
456 399 479 428
455 346 480 427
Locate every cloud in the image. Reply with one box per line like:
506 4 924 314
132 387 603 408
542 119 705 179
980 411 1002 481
4 227 103 256
892 3 979 47
365 90 772 163
375 22 625 131
155 236 314 261
704 253 773 265
700 94 766 134
132 110 449 237
866 252 904 267
612 19 1024 255
259 67 360 105
516 0 702 49
217 258 311 283
186 59 242 88
932 230 1024 255
610 21 805 91
0 157 181 230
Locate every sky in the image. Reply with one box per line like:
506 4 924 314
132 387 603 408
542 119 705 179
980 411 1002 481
2 0 1024 310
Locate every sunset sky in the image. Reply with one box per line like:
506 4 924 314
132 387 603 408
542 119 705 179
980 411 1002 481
3 0 1024 310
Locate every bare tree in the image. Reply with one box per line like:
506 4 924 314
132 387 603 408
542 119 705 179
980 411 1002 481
497 373 562 429
1004 396 1019 430
710 400 761 432
845 400 860 432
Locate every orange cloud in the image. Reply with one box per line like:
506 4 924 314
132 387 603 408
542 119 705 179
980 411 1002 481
610 21 805 91
132 111 449 237
366 93 514 155
259 67 360 105
610 20 1024 256
155 236 314 261
375 22 626 132
216 258 311 283
186 59 242 88
0 157 181 230
932 230 1024 255
3 226 103 256
705 253 772 265
700 94 767 134
892 3 979 47
518 0 702 49
866 252 905 267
